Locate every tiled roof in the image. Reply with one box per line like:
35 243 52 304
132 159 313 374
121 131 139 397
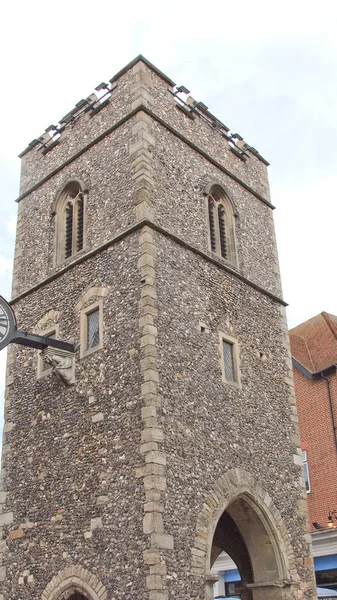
289 312 337 373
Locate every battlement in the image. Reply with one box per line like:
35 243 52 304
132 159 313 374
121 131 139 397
19 82 118 158
18 55 268 167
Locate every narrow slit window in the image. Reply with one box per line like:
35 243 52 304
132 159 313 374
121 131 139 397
302 450 310 493
65 202 73 258
208 199 217 252
218 205 227 259
223 341 235 382
76 195 84 252
87 309 100 350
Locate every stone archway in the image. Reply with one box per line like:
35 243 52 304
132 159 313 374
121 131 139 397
211 507 254 599
41 565 107 600
191 469 309 600
211 494 288 600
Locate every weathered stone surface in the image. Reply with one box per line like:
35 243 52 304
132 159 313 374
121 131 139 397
145 451 166 465
90 517 103 531
141 428 164 443
8 528 24 540
146 574 163 590
148 592 168 600
143 550 162 565
91 412 104 423
143 512 164 534
1 56 315 600
151 533 174 550
0 513 13 527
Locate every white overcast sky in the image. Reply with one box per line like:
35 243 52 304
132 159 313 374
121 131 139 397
1 0 337 410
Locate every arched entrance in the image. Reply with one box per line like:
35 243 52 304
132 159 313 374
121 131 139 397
191 469 311 600
55 591 91 600
41 565 107 600
210 495 287 600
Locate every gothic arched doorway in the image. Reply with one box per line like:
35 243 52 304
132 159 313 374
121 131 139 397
57 592 90 600
210 495 289 600
41 565 107 600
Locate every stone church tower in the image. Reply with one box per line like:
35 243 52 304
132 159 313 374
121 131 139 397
0 57 316 600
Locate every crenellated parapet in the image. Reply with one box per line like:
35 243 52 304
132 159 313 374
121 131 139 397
19 83 117 159
18 56 270 201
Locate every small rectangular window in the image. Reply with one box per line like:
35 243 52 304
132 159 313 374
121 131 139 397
80 300 103 358
87 309 100 350
302 450 310 493
219 333 241 387
223 341 235 382
87 308 99 350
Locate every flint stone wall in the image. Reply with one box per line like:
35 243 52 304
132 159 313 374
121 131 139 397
1 57 316 600
14 121 134 297
19 69 136 195
14 108 280 301
154 232 311 598
150 120 281 296
2 237 148 600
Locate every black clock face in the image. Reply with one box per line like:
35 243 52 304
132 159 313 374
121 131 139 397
0 296 16 351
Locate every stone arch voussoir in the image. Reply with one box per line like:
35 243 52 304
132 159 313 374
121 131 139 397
191 468 296 581
52 175 91 214
41 565 107 600
74 285 110 313
204 180 239 217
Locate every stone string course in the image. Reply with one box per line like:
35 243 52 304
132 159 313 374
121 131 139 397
0 57 316 600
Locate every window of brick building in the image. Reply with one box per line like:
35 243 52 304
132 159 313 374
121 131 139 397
302 450 310 493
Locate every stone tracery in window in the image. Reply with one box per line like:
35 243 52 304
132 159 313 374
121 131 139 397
55 181 86 264
207 184 237 266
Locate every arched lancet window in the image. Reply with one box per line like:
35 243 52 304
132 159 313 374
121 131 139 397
55 181 86 264
207 184 237 266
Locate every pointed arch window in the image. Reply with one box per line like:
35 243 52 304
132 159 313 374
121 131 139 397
55 181 86 264
207 185 237 266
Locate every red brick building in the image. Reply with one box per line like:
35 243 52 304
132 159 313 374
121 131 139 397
290 312 337 591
